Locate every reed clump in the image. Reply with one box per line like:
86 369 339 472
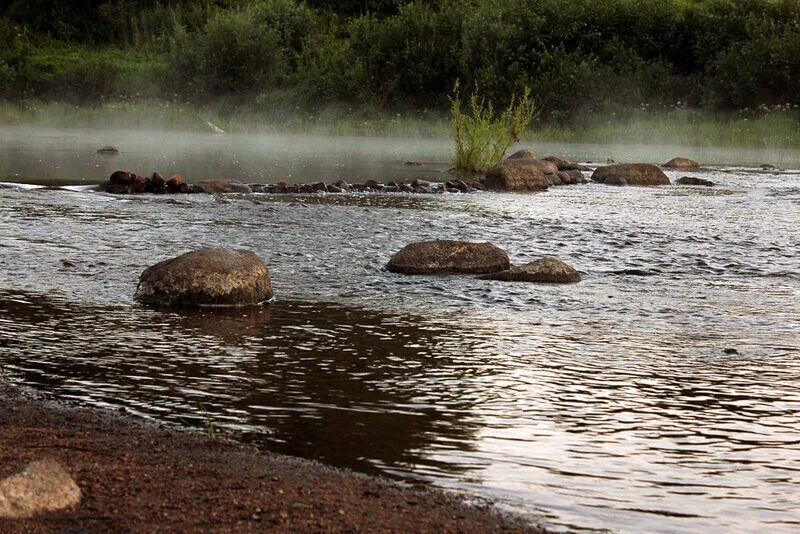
450 82 536 173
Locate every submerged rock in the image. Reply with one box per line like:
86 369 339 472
97 146 119 154
591 164 670 186
192 180 252 194
0 459 81 518
676 176 715 187
483 162 551 191
387 240 510 275
134 248 272 307
479 257 581 283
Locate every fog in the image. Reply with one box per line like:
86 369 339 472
1 119 799 186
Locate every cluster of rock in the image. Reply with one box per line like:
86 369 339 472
482 150 589 192
386 240 580 284
250 178 486 195
133 243 580 309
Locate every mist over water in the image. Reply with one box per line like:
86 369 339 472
1 126 799 533
2 125 800 186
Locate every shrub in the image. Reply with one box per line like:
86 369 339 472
450 81 536 173
170 0 316 98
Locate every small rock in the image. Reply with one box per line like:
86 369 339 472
192 180 252 194
506 149 537 161
109 170 133 185
723 348 739 355
365 180 381 190
166 174 182 193
479 257 581 283
97 146 119 154
398 184 414 193
411 179 431 188
0 459 81 518
760 164 777 170
149 172 166 194
327 184 343 193
387 240 510 275
311 182 327 193
591 164 670 186
676 176 715 187
132 175 149 193
404 160 422 166
663 157 700 170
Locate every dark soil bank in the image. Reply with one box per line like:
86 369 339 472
0 385 539 533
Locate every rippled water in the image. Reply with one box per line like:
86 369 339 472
1 129 799 533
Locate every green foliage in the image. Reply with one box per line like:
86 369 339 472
169 0 316 97
450 82 536 173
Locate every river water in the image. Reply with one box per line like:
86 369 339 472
1 127 799 533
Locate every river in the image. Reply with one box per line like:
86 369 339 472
1 126 799 533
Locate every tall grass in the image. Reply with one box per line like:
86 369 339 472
450 82 536 173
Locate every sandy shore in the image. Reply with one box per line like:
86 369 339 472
0 384 541 533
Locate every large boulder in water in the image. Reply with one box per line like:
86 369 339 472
483 161 553 191
134 248 272 307
591 164 670 186
663 157 699 170
479 257 580 283
192 180 252 194
387 240 509 274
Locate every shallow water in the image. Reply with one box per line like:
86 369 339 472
1 128 799 533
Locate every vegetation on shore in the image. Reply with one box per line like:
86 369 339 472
1 0 799 147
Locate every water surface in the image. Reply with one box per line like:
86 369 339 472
1 129 799 533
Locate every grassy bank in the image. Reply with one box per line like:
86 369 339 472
2 99 799 149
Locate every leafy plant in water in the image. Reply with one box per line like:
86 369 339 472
450 80 536 174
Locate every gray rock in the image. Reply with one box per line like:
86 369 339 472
387 240 510 275
0 459 81 518
479 257 581 283
134 248 272 307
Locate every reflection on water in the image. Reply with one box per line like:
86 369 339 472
0 144 799 532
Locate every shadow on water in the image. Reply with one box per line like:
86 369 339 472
0 289 480 477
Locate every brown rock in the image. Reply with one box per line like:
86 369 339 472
663 157 699 170
557 170 585 185
506 149 537 161
166 174 182 193
591 164 670 186
483 162 550 191
479 257 581 283
109 170 133 185
604 176 628 186
0 459 81 518
543 155 590 171
192 180 252 194
676 176 715 187
132 175 149 193
387 240 510 275
134 248 273 308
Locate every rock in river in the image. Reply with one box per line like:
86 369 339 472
387 240 510 275
192 180 252 194
483 162 552 191
663 157 699 170
134 248 273 307
591 164 670 186
0 459 81 518
479 257 581 283
676 176 715 187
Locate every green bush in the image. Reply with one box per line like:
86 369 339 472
450 82 536 173
170 0 316 97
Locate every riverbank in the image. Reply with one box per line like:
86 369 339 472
0 384 539 533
